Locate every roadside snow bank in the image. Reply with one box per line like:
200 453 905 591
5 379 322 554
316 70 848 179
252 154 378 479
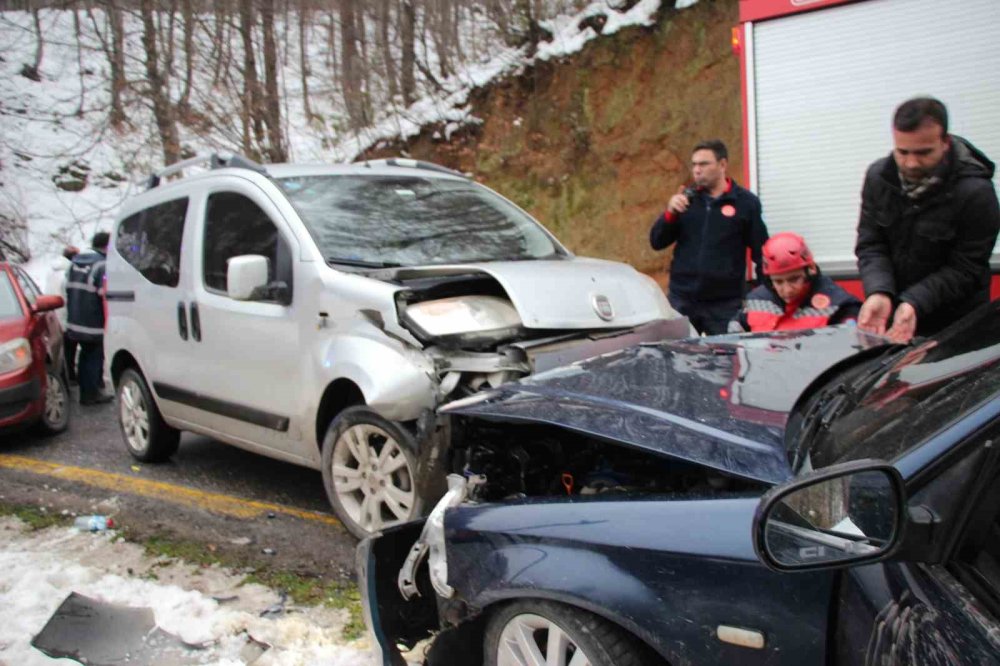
0 517 372 665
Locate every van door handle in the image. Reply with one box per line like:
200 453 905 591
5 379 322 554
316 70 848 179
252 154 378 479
189 302 202 342
177 302 189 340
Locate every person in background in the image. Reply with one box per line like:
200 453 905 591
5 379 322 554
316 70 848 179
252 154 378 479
65 233 111 405
855 96 1000 343
731 232 861 332
650 139 769 335
44 246 80 385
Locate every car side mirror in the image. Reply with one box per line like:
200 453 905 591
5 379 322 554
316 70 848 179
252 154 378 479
753 460 905 572
33 295 65 313
227 255 269 301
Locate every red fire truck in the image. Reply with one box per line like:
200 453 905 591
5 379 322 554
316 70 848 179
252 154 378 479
733 0 1000 299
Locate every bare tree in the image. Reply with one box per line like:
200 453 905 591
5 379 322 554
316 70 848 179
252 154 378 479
400 0 415 105
139 0 181 164
339 0 364 128
260 0 287 161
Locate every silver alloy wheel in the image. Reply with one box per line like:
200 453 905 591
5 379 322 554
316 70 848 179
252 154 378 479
497 613 593 666
330 423 416 533
119 376 151 454
43 371 67 429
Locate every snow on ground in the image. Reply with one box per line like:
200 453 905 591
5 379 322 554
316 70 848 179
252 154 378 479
0 517 372 666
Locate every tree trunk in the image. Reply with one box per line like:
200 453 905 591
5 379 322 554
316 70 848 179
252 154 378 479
107 0 126 126
179 0 194 116
298 2 312 119
400 0 415 106
377 0 398 103
139 0 181 165
238 0 266 158
260 0 287 161
31 2 44 73
339 0 363 128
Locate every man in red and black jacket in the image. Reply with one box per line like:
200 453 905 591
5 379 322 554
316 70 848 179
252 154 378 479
650 140 769 335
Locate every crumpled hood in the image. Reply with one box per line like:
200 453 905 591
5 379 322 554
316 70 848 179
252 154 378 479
443 326 890 484
393 257 675 329
952 135 996 180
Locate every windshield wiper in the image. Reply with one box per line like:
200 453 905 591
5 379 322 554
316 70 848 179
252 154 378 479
327 257 401 268
790 344 909 470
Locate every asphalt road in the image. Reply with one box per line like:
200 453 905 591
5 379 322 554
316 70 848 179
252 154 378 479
0 393 360 583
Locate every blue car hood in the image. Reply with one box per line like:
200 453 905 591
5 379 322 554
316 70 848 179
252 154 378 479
443 326 889 485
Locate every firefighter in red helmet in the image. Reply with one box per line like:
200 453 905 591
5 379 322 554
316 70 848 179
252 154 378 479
730 232 862 332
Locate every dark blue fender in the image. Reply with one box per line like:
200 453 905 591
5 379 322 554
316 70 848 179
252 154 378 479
445 495 837 664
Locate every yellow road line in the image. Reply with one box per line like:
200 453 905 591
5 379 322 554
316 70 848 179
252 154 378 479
0 454 341 528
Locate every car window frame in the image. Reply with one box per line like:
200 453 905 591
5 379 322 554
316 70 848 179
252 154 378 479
114 196 189 289
0 267 26 319
12 265 40 306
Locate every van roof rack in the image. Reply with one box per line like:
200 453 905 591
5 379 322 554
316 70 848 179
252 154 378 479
358 157 468 179
146 153 269 189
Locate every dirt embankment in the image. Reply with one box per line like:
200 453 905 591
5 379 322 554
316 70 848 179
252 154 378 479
362 0 741 287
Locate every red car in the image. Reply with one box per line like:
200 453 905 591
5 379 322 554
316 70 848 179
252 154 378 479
0 262 70 435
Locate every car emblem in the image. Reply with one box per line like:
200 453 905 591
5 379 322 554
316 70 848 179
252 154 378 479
592 294 614 321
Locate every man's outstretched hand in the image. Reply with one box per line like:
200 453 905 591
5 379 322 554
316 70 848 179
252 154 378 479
858 293 893 336
887 302 917 344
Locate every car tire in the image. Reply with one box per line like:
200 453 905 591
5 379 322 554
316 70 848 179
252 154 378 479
321 406 421 539
484 600 656 666
117 367 180 462
36 366 70 435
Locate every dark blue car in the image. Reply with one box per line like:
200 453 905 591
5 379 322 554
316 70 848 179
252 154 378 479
358 301 1000 665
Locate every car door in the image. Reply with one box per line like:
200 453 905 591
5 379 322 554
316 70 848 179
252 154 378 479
180 180 310 463
12 266 61 367
833 425 1000 665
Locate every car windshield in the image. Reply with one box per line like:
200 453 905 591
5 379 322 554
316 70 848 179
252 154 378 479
275 175 563 267
0 271 23 319
802 303 1000 470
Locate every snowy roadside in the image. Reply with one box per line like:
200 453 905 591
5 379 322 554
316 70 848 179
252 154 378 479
0 516 373 666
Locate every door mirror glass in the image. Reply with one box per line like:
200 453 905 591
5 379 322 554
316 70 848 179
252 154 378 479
227 255 269 301
755 462 904 571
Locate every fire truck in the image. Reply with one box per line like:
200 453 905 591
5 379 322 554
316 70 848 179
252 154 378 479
733 0 1000 298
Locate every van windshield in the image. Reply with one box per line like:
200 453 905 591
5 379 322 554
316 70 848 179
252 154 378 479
275 175 564 267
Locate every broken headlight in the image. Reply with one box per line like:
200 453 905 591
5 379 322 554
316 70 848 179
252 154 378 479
402 295 523 347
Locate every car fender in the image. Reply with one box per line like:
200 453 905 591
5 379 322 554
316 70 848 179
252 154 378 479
443 498 836 665
316 328 436 422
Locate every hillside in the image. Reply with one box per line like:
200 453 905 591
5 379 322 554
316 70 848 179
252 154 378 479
362 0 741 285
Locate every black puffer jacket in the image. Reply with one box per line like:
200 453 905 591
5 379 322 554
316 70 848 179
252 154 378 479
855 136 1000 335
650 179 768 302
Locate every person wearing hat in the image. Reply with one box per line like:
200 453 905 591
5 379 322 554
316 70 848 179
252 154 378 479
731 232 861 332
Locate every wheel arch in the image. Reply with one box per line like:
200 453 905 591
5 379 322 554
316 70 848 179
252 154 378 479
314 378 365 450
472 593 672 666
110 348 144 387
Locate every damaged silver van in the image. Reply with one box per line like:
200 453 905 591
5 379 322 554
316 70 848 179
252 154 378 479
104 155 689 536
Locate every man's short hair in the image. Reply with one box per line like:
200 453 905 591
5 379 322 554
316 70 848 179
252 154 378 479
692 139 728 162
92 231 110 250
893 97 948 136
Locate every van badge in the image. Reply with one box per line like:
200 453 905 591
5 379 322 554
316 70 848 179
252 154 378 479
593 294 614 321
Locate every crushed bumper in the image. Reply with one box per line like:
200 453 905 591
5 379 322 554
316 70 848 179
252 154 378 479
357 520 438 666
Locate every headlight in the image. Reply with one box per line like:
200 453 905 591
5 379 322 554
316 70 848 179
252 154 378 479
403 295 523 346
0 338 32 374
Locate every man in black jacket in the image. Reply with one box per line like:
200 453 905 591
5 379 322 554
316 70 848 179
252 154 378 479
856 97 1000 343
650 139 769 334
66 232 112 405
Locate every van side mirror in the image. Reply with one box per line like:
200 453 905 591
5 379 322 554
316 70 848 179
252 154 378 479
227 255 269 301
753 460 905 571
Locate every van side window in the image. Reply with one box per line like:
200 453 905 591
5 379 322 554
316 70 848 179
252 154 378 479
116 198 188 287
203 192 292 301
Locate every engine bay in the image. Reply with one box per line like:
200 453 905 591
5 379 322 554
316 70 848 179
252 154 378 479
449 418 768 502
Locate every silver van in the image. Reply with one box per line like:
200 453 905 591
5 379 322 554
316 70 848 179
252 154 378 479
104 155 689 536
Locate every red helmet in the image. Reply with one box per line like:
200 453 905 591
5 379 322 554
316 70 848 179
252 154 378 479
761 232 816 276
